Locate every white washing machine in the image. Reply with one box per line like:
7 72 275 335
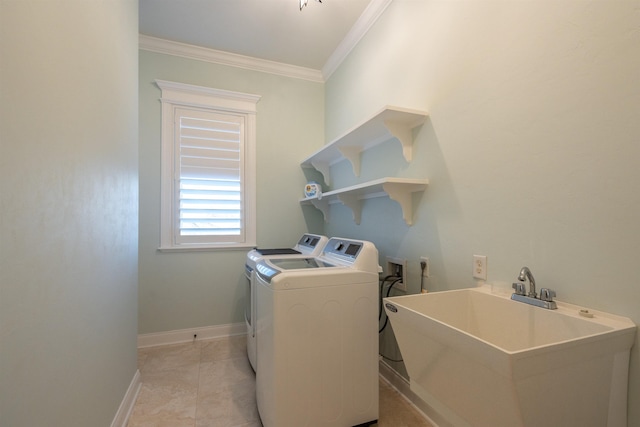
255 237 380 427
244 234 328 371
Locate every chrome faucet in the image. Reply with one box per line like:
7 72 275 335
511 267 557 310
518 266 536 298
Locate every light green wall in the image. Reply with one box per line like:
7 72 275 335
325 0 640 423
138 51 324 334
0 1 139 426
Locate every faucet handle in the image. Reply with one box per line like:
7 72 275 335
539 288 556 302
512 282 526 296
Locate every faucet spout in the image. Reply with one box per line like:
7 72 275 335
518 266 536 298
512 266 556 309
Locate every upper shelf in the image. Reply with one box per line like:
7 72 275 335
300 106 429 185
299 177 428 226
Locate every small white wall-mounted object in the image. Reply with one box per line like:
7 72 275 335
300 177 428 225
300 106 428 185
386 257 407 292
473 255 487 280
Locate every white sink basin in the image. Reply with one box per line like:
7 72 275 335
384 286 636 427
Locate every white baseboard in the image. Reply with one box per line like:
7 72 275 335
379 360 452 427
111 369 141 427
137 322 246 348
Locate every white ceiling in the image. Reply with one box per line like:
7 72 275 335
139 0 384 76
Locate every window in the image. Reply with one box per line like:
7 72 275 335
156 80 260 250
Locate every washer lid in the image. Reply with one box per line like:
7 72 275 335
269 257 335 270
254 248 301 256
256 257 336 282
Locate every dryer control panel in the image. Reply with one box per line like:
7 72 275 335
296 233 326 251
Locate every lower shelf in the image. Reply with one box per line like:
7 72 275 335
300 177 428 226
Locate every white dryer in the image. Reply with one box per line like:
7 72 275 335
255 237 380 427
244 234 328 371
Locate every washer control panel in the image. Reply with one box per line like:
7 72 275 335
323 238 363 261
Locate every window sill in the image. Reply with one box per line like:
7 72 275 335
158 243 255 253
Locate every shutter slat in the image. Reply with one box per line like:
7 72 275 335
180 168 240 181
180 220 241 229
180 130 240 144
181 117 241 132
180 229 242 236
181 157 239 166
180 144 240 159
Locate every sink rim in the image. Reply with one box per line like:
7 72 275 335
384 285 636 358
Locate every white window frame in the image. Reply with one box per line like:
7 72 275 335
156 80 260 251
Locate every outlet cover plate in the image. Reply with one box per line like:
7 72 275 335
473 255 487 280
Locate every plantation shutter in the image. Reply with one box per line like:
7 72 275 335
174 107 245 244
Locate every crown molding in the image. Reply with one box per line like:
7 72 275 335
139 35 324 83
139 0 392 83
322 0 394 80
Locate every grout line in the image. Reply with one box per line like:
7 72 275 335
194 339 203 426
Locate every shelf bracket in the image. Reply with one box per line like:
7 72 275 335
384 119 414 162
382 182 419 226
309 197 330 223
337 146 362 177
337 193 362 225
310 160 331 186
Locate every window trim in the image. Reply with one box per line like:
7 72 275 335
156 80 260 251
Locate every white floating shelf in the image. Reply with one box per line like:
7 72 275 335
300 106 428 185
300 177 428 226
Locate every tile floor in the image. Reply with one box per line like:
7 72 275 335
128 335 434 427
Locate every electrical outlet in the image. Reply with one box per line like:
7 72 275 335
473 255 487 280
420 257 429 277
386 257 407 292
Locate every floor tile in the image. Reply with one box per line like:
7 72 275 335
200 335 247 362
127 335 433 427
